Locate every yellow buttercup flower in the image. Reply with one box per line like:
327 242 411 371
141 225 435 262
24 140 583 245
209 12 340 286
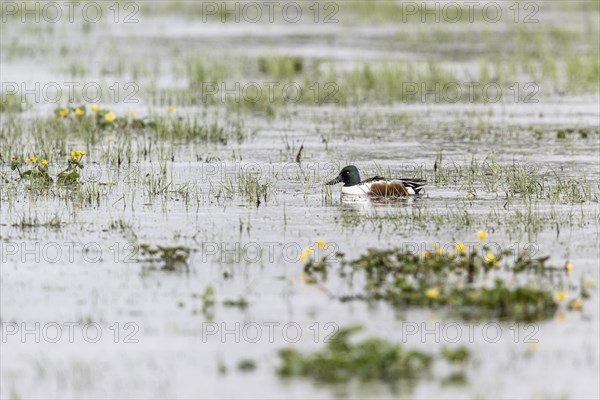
564 262 573 272
58 108 69 117
425 288 440 299
447 251 456 259
75 108 84 116
477 230 488 241
167 106 175 113
27 157 38 163
455 243 467 254
527 342 539 352
585 279 596 289
299 247 313 262
91 104 100 112
422 251 430 258
555 291 567 302
40 159 48 166
316 240 326 249
569 298 582 310
104 112 116 122
485 253 496 262
11 155 16 160
70 150 87 160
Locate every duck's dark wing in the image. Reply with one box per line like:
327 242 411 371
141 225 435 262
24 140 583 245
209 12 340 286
398 178 427 194
361 176 386 183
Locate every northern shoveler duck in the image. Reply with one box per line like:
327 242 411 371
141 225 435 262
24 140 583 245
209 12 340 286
326 165 426 196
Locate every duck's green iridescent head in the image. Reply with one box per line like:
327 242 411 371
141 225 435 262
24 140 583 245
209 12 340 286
326 165 361 186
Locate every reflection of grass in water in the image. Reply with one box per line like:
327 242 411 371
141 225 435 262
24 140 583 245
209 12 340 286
335 203 596 237
11 214 64 229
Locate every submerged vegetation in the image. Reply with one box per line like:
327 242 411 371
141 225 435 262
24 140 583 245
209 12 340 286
279 325 470 388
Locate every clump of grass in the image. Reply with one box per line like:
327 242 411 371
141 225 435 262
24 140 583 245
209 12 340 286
139 244 191 272
0 92 23 113
185 57 231 86
237 359 257 372
258 55 304 80
223 298 249 309
223 171 274 207
200 286 216 320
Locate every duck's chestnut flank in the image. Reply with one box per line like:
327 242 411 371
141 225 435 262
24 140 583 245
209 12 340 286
368 182 409 197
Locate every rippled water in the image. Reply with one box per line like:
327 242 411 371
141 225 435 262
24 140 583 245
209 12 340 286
1 1 599 399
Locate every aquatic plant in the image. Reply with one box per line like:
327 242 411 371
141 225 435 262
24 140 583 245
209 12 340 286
278 325 470 385
139 244 191 272
303 232 590 321
10 155 52 184
56 150 87 185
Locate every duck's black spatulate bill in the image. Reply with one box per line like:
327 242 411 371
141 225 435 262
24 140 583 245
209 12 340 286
326 175 342 185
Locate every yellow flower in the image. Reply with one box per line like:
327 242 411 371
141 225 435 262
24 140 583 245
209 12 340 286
299 247 313 262
40 159 48 166
477 230 488 241
91 104 100 112
75 108 84 116
455 242 467 254
316 240 327 249
555 291 567 302
425 288 440 299
564 262 573 272
27 157 38 163
447 251 456 260
58 108 69 117
104 112 116 122
569 298 582 310
585 279 596 289
422 251 430 258
485 253 496 262
167 106 175 113
11 155 16 160
129 111 137 118
527 342 539 352
70 150 86 160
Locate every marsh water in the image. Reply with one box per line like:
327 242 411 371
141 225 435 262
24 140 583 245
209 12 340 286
1 1 599 399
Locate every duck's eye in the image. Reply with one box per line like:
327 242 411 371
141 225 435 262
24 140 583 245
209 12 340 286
345 171 349 175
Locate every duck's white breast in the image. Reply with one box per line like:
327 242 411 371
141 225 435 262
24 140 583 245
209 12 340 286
341 183 372 195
